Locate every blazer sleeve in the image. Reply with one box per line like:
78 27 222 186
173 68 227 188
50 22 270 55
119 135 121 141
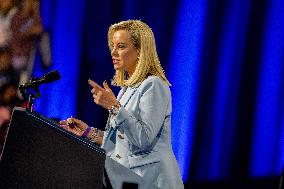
112 76 170 149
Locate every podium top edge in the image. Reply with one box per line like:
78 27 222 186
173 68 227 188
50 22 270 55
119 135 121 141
11 106 106 156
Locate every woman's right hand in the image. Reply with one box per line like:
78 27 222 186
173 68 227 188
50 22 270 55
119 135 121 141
59 117 89 137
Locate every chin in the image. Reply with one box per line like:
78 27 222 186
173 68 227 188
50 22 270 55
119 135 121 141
113 65 123 71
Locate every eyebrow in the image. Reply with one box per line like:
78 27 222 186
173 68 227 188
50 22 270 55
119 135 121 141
111 41 127 44
110 42 128 47
117 42 127 45
110 42 128 48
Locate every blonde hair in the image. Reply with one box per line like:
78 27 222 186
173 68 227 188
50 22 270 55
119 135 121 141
108 20 171 87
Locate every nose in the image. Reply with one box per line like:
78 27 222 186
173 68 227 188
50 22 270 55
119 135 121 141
111 47 118 57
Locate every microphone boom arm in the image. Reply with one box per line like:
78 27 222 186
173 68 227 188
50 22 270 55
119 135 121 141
18 70 61 112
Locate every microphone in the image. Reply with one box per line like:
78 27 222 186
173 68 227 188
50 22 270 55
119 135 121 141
19 70 61 90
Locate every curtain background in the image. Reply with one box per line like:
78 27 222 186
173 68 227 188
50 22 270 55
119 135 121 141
32 0 284 188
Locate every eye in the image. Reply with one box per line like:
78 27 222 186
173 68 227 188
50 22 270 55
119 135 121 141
118 44 126 49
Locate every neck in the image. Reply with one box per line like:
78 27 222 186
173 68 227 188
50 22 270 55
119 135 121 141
126 67 136 77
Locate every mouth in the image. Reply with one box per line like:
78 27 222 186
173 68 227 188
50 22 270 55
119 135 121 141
112 59 119 64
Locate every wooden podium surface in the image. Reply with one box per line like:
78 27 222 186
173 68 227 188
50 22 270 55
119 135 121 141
0 107 106 189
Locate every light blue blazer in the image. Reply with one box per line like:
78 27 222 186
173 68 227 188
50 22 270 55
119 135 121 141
102 76 184 189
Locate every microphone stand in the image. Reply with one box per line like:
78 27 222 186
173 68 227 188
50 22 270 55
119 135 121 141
19 78 41 112
27 94 35 112
280 166 284 189
26 87 40 112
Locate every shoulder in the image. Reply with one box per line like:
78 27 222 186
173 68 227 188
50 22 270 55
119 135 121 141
138 76 170 96
141 75 167 86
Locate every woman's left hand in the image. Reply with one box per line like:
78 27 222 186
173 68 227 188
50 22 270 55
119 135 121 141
59 117 89 137
88 79 119 109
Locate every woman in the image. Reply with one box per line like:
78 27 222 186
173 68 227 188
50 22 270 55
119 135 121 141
60 20 184 189
10 0 43 85
0 0 18 74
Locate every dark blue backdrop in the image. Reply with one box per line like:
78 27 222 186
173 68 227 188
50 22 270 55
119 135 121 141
32 0 284 186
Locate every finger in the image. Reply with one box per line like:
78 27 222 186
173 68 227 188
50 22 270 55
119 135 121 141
59 120 67 125
60 125 69 130
71 118 89 130
88 79 104 91
66 117 76 124
71 118 83 125
91 88 97 94
103 80 111 92
93 98 99 105
67 117 81 129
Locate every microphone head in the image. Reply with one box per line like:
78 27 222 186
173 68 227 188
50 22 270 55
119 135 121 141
44 70 61 83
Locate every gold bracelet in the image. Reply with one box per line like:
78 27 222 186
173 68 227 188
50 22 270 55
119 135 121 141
108 103 122 116
88 128 100 143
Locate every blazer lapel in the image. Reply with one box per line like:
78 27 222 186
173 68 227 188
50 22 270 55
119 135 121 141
120 87 137 108
117 87 127 101
104 87 138 146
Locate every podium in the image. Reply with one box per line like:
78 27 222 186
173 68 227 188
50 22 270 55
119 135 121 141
0 107 106 189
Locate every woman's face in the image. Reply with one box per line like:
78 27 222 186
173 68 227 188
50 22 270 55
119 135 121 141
110 30 139 76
